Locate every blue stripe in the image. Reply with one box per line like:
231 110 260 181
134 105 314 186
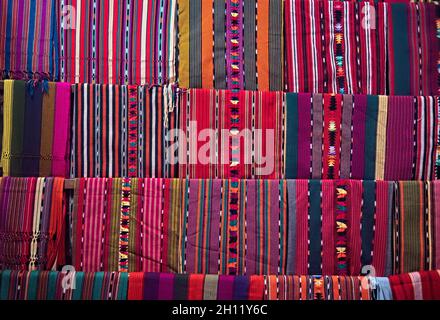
392 4 410 95
27 0 37 74
286 93 299 178
4 0 13 72
361 181 376 267
364 95 379 180
309 180 322 275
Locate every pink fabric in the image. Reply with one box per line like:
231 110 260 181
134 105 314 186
51 82 71 177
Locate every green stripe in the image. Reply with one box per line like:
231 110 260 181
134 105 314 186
117 273 128 300
0 271 12 300
364 95 379 180
27 271 39 300
402 182 422 273
10 81 26 176
72 272 84 300
285 93 298 178
92 272 104 300
46 271 59 300
391 4 410 95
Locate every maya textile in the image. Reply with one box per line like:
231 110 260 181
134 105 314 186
0 0 60 80
0 177 66 271
389 270 440 300
70 178 183 273
285 0 439 95
60 0 177 85
178 0 284 91
178 89 285 179
0 271 377 301
1 80 71 177
284 93 439 180
69 178 440 276
70 84 179 178
0 270 128 300
394 181 439 274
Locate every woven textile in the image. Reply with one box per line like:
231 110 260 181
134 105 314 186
394 181 439 274
60 0 177 85
178 89 285 179
389 270 440 300
0 271 375 301
285 93 439 180
3 270 440 300
0 177 66 271
178 0 284 91
71 88 439 180
70 178 183 273
285 0 439 95
0 270 128 300
70 84 179 178
0 0 60 80
69 178 440 276
1 80 71 177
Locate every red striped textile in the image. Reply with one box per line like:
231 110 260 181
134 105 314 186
0 177 66 271
389 270 440 300
285 0 438 95
60 0 177 85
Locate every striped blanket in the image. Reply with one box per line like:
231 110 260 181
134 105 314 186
60 0 177 85
0 271 374 301
178 0 284 91
0 177 66 271
1 80 71 177
285 0 439 95
70 84 179 178
0 0 60 80
69 178 440 276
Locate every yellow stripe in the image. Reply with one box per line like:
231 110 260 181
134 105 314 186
178 0 190 88
2 80 14 176
375 96 388 180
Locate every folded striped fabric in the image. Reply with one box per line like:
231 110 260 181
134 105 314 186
60 0 177 85
70 84 179 178
178 89 285 179
1 80 71 177
178 0 284 91
0 0 60 80
0 271 375 301
3 270 440 301
71 88 439 180
389 270 440 300
0 271 128 300
0 177 66 271
394 181 439 274
69 178 440 275
285 93 438 180
70 178 182 273
285 0 439 95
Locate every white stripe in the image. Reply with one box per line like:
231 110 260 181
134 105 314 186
310 2 318 92
152 88 157 177
344 2 352 93
291 1 298 92
418 98 425 179
140 1 148 84
109 86 113 177
329 2 337 93
108 0 114 83
426 97 434 180
75 0 81 83
168 0 177 82
83 84 88 177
